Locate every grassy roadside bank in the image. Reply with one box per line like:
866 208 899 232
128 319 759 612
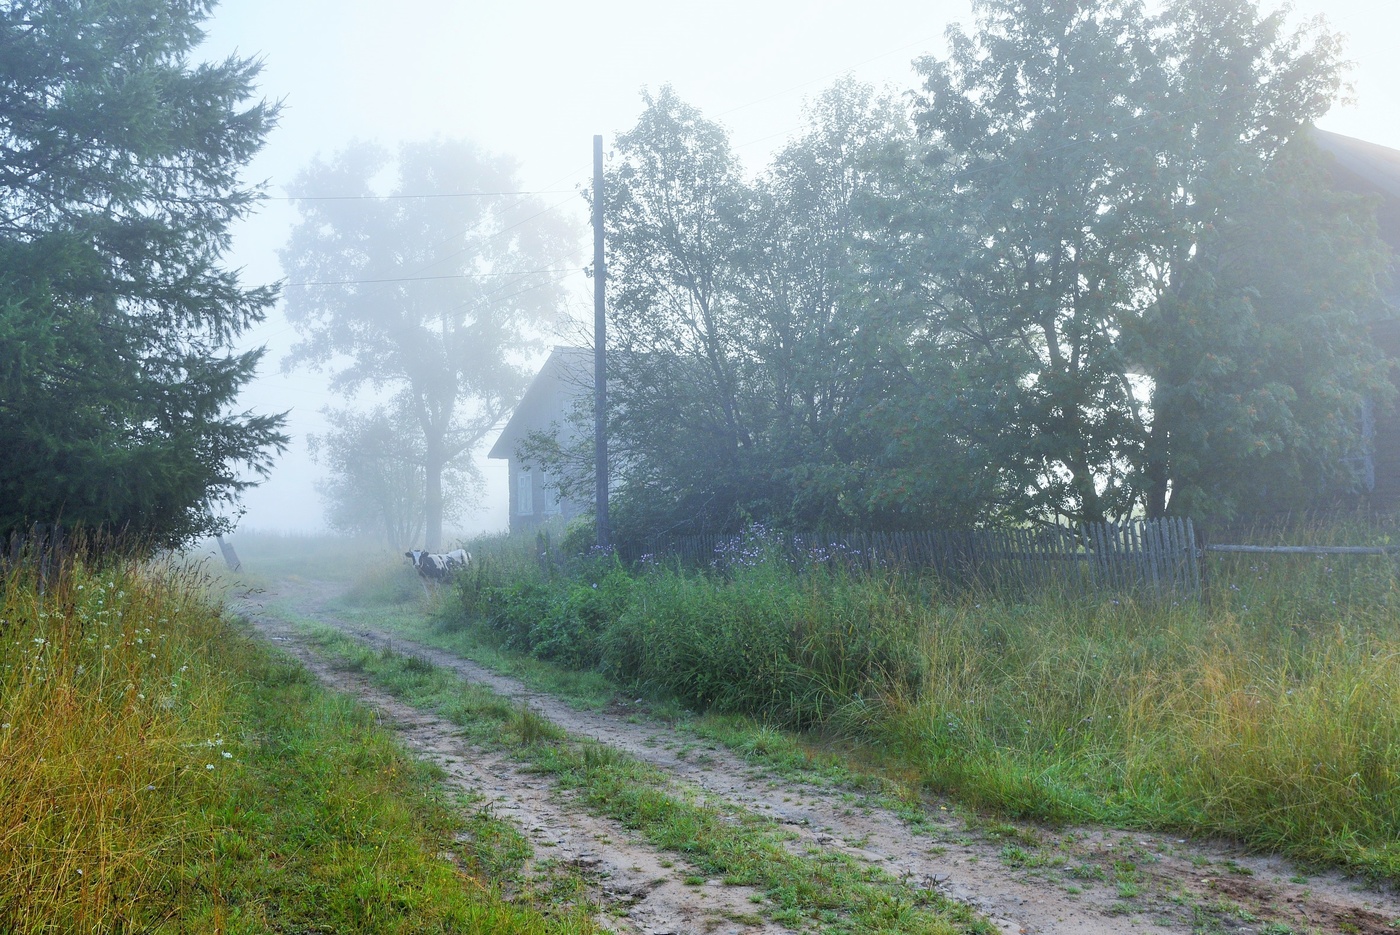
0 548 597 933
437 523 1400 883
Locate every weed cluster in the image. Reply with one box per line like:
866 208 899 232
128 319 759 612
449 536 920 727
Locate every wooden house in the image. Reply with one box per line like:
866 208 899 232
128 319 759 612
487 346 593 534
1313 129 1400 501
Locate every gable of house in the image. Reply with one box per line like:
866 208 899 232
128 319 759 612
488 346 592 533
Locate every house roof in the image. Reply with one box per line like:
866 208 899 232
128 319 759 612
1312 129 1400 273
487 346 593 461
1312 129 1400 201
1311 129 1400 348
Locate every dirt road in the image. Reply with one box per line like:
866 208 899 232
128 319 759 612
238 581 1400 935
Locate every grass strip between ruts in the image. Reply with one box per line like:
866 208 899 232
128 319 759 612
306 626 997 935
199 635 602 934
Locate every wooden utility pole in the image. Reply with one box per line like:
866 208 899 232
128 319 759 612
593 135 610 550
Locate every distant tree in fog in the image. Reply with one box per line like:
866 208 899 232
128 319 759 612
0 0 286 547
280 140 574 549
308 404 478 550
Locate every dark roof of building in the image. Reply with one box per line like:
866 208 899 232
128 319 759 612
487 346 592 461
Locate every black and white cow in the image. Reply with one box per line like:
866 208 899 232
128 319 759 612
405 548 471 582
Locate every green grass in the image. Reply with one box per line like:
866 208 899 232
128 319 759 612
220 519 1400 883
0 546 598 933
884 581 1400 877
193 644 599 934
425 519 1400 883
306 629 994 935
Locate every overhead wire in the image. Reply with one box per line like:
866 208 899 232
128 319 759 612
284 267 581 288
278 27 1232 303
267 188 574 201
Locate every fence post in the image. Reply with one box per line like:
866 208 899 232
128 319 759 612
216 534 242 572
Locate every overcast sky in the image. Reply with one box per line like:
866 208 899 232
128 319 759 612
200 0 1400 539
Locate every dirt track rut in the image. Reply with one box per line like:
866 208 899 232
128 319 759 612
238 582 1400 935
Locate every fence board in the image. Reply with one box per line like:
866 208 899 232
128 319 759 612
654 518 1202 600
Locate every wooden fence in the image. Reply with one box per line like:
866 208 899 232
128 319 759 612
635 517 1202 599
2 523 68 596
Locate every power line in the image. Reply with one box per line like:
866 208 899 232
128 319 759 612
391 190 588 283
279 168 589 296
284 268 581 287
268 188 574 201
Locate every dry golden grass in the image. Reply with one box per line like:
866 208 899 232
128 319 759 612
0 551 232 929
1 544 600 933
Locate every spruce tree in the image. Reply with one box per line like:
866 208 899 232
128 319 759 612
0 0 286 547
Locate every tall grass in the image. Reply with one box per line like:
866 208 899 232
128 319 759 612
0 550 233 928
446 519 1400 880
449 531 922 725
888 583 1400 876
0 543 599 933
602 561 922 725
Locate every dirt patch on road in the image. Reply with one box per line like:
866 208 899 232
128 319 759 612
238 581 1400 935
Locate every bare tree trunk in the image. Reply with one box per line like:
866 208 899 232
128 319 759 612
425 445 444 552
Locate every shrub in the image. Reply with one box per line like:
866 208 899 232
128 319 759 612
604 559 922 727
524 566 633 669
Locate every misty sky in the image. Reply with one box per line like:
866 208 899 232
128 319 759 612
200 0 1400 538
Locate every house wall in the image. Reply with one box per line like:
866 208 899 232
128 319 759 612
491 348 594 536
505 454 587 535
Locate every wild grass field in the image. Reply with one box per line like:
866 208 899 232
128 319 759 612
0 538 598 933
440 518 1400 882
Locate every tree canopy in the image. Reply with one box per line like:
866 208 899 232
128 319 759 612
907 0 1388 523
584 0 1392 546
0 0 286 548
280 139 574 549
584 82 928 544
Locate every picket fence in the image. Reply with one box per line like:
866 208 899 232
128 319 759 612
634 517 1202 599
2 523 68 595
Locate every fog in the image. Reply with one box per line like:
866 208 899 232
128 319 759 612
199 0 1400 538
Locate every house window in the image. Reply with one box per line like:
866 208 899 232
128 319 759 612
542 470 561 515
517 466 533 516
